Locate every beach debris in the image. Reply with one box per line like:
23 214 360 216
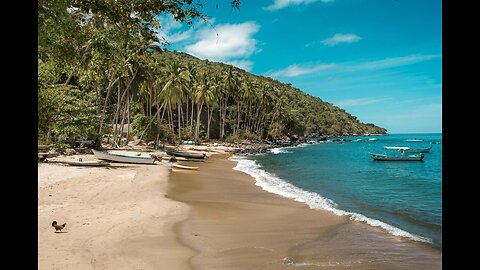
52 221 66 232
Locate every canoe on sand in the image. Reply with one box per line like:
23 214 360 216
172 164 199 170
65 160 110 167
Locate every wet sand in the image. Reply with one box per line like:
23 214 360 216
169 154 442 269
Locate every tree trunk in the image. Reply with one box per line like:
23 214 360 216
139 102 165 142
195 101 204 141
207 104 213 139
126 94 132 144
99 73 119 135
177 101 182 142
190 99 194 133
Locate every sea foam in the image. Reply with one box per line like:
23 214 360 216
229 156 432 244
270 148 291 154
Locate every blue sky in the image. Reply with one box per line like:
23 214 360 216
156 0 442 134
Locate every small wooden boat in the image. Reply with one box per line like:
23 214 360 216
165 149 205 159
92 149 156 164
64 160 110 167
172 164 199 170
369 153 424 161
400 144 432 153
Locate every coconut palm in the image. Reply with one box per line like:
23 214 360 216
192 73 215 141
160 60 190 142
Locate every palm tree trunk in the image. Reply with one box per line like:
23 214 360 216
195 101 204 141
207 104 213 139
177 101 182 142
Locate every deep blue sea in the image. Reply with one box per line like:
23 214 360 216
232 133 442 250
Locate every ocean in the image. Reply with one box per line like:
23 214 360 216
232 133 442 250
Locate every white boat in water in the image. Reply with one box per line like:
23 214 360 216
92 149 156 164
369 153 425 161
384 146 410 150
400 144 432 153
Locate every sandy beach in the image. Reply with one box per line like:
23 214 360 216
38 149 441 269
38 154 194 270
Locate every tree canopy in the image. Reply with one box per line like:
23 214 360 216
38 0 385 148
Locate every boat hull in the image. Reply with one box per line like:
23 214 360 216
401 145 432 153
65 160 110 167
165 149 205 159
172 164 199 170
92 149 156 164
369 153 424 161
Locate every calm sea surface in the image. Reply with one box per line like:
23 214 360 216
233 133 442 250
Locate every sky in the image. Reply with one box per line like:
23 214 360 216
156 0 442 134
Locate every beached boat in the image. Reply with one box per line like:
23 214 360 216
400 144 432 153
65 160 110 167
165 149 205 159
369 153 424 161
92 149 156 164
172 164 199 170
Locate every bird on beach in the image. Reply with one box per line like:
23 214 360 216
52 221 66 232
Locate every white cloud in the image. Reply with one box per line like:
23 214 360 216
166 28 194 43
184 21 260 61
224 60 254 71
265 63 335 77
334 97 391 107
321 33 361 46
155 14 194 44
264 0 334 11
265 54 440 78
351 55 440 71
155 16 259 71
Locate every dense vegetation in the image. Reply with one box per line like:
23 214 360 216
38 0 386 148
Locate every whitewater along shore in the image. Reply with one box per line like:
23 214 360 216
169 154 442 270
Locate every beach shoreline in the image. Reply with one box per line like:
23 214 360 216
169 153 442 270
38 144 441 269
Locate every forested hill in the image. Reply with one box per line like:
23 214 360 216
38 1 385 148
163 50 387 137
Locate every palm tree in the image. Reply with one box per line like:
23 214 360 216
160 61 190 142
220 65 240 139
192 73 215 141
206 73 221 139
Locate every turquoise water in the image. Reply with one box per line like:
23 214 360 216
233 133 442 250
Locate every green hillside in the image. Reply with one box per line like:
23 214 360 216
38 0 386 148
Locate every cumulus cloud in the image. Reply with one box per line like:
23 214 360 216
184 21 260 61
321 33 361 46
264 0 334 11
